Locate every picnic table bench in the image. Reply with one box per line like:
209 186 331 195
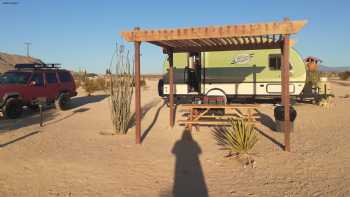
177 104 259 132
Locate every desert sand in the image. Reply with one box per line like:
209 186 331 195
1 80 350 197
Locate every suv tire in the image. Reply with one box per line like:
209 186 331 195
3 98 23 119
55 93 71 111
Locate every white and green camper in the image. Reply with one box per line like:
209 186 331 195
158 48 316 103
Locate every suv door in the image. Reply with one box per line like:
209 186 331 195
28 72 46 101
45 72 60 101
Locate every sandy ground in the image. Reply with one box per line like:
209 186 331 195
1 80 350 197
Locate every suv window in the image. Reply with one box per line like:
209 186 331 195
30 73 44 86
0 72 31 84
58 71 72 82
46 72 58 84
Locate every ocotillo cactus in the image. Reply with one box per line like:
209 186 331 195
109 45 134 134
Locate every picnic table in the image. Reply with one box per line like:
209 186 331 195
177 104 259 132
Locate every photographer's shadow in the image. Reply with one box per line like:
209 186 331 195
171 129 208 197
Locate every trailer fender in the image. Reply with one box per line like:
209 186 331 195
206 88 227 104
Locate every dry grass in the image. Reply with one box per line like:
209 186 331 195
339 71 350 80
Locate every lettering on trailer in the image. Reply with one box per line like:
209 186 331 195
231 54 254 64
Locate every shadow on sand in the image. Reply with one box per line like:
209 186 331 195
44 107 90 126
255 109 276 131
141 101 166 142
128 99 161 129
170 129 208 197
254 109 284 150
0 108 58 133
0 130 40 148
69 94 108 109
0 94 104 132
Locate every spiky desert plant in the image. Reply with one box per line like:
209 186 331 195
213 119 258 156
109 44 133 134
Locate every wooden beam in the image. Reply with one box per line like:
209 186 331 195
244 37 250 44
121 20 307 42
180 104 259 109
231 37 239 45
223 38 233 45
253 36 258 46
134 40 141 144
169 42 282 53
282 34 291 152
168 52 175 128
203 38 217 46
188 40 203 47
148 41 171 48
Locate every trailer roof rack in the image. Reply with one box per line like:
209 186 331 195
15 63 61 69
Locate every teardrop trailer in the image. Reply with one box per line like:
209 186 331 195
157 49 331 104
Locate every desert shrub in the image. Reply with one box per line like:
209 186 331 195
319 71 338 78
82 78 98 96
213 119 258 156
82 77 109 95
339 71 350 80
131 77 146 87
95 77 109 92
74 79 81 89
72 70 88 88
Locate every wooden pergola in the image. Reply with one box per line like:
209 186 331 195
121 18 307 151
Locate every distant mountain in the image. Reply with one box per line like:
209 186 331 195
318 65 350 72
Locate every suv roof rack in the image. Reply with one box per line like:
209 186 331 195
15 63 61 69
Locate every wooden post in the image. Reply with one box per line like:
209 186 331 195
281 33 291 151
134 40 141 144
168 52 175 127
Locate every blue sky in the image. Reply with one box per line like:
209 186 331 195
0 0 349 74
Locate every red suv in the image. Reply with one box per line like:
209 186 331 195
0 64 77 119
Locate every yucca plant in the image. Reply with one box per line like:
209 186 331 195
213 119 258 156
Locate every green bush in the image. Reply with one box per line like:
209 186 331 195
339 71 350 80
82 77 108 96
83 78 98 96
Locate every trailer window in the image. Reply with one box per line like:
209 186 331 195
269 54 282 70
269 54 293 70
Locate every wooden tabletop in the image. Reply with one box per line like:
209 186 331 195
179 104 259 109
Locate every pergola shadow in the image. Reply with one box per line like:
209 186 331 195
255 127 285 150
141 101 166 142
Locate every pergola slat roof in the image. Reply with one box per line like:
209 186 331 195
120 18 307 151
121 20 306 52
